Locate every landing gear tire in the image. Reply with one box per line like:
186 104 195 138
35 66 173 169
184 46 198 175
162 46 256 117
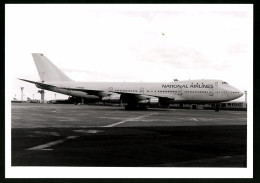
215 105 220 112
125 105 134 110
138 104 147 110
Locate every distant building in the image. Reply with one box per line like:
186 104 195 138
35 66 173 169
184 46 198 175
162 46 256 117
169 101 247 111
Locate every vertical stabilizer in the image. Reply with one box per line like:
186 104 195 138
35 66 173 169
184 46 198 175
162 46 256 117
32 53 72 82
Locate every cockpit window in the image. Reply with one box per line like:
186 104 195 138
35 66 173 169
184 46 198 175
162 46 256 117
222 82 228 84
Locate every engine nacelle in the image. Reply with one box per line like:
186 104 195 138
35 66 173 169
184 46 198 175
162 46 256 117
102 94 121 103
149 97 159 106
159 97 174 107
138 99 149 104
138 97 159 105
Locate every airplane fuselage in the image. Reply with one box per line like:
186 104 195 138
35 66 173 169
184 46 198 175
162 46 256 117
37 79 243 104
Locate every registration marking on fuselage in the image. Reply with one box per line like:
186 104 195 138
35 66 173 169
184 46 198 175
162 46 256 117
102 113 158 127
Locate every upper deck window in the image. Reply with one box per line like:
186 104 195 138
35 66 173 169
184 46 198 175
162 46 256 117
222 82 228 84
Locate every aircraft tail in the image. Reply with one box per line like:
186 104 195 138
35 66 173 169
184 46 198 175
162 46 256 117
32 53 72 82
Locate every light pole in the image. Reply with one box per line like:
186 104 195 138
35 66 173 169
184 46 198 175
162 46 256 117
244 91 247 108
21 87 24 102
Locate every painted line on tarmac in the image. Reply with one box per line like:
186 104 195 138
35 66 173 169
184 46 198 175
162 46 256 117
26 136 79 150
34 131 61 136
102 113 157 127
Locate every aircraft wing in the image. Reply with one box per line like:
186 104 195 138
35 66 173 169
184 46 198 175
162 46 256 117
59 87 104 96
19 78 175 101
57 87 173 100
18 78 104 96
57 87 175 102
113 91 175 103
18 78 56 88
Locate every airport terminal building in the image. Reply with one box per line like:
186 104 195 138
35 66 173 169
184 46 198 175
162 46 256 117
46 98 247 111
169 101 247 111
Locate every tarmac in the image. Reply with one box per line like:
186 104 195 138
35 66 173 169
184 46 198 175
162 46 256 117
11 103 247 167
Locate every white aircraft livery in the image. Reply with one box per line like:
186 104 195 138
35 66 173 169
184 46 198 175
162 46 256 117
19 53 243 110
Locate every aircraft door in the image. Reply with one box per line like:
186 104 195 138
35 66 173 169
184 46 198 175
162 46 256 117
178 87 182 95
209 88 213 96
140 87 144 94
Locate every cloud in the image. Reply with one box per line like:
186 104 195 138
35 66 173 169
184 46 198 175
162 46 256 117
227 43 247 55
7 4 252 100
134 45 217 69
211 11 249 18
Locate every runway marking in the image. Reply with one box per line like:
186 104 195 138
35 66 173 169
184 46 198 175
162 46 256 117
34 131 60 136
26 136 79 150
102 113 157 127
191 118 199 121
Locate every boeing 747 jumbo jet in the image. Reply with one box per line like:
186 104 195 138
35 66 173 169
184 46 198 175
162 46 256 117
19 53 243 110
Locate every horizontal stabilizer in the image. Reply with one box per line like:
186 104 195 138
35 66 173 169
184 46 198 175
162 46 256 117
18 78 55 88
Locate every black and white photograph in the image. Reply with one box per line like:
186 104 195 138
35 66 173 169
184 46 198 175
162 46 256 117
5 4 253 178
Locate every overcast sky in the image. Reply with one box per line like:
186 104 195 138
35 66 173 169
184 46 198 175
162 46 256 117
6 4 253 101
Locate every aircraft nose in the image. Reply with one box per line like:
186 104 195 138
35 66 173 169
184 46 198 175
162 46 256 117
240 91 244 97
237 90 243 97
232 87 243 99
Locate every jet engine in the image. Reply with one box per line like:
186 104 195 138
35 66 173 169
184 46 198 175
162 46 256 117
101 94 121 103
149 97 159 106
138 97 159 106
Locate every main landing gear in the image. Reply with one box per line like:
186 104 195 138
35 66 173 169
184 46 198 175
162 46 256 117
214 103 220 112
